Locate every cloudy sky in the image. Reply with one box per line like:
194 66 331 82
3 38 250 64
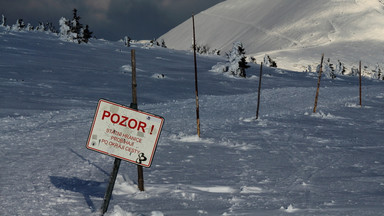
0 0 225 41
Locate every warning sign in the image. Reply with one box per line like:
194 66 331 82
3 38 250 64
86 99 164 167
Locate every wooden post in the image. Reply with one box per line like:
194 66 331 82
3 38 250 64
192 14 201 137
256 63 263 119
313 54 324 113
130 49 144 191
100 158 121 215
359 60 362 107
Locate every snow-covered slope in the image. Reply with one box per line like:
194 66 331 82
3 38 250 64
1 28 384 216
160 0 384 71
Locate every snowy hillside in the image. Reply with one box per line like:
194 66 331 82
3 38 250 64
160 0 384 72
1 27 384 216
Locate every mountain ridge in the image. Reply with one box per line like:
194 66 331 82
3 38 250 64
160 0 384 71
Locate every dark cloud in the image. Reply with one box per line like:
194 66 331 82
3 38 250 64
0 0 224 40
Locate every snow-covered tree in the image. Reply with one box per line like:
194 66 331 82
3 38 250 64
26 23 34 31
322 58 336 79
350 66 359 76
1 14 6 27
59 17 76 42
210 42 249 77
373 63 382 80
227 42 249 77
123 36 131 47
59 9 92 43
263 54 277 67
35 22 45 32
12 19 25 31
336 60 346 75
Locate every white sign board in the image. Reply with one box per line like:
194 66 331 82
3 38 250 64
86 99 164 167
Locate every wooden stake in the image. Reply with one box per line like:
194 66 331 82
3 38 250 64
256 63 263 119
130 49 144 191
313 54 324 113
100 158 121 215
192 14 201 137
359 60 362 107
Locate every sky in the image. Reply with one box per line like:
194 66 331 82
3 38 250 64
0 0 225 41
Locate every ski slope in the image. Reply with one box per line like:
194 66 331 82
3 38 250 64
160 0 384 72
1 28 384 216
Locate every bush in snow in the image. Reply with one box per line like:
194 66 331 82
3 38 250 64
192 44 220 55
263 54 277 67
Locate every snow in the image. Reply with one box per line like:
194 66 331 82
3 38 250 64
1 18 384 216
160 0 384 73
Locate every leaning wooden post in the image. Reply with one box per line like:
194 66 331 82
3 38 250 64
130 49 145 191
256 62 263 119
192 14 201 137
359 60 362 107
100 157 121 215
313 53 324 113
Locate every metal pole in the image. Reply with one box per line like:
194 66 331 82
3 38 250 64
130 49 144 191
313 54 324 113
256 63 263 119
192 14 201 137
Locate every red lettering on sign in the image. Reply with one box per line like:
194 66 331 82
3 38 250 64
101 110 148 132
128 119 137 129
138 122 147 133
102 110 111 120
119 116 128 126
111 114 120 124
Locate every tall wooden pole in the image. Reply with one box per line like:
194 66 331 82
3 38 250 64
130 49 144 191
192 14 201 137
313 54 324 113
359 60 362 107
256 63 263 119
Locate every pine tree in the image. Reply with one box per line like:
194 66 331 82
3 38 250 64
81 25 92 43
71 9 82 37
161 39 167 48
